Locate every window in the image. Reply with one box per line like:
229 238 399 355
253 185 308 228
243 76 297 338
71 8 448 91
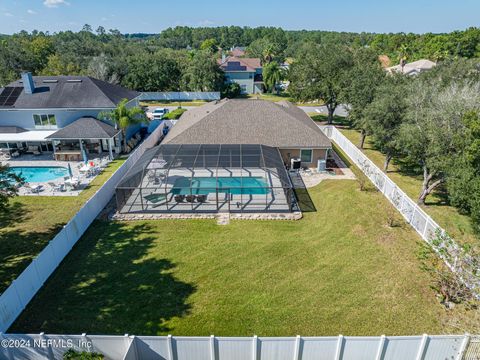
33 114 57 129
300 149 313 163
240 84 247 93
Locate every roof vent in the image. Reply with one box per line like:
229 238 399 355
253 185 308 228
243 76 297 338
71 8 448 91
67 79 82 83
21 72 35 95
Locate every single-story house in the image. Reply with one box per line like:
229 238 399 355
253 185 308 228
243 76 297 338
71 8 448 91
115 99 331 214
0 73 140 160
218 56 263 94
386 59 436 76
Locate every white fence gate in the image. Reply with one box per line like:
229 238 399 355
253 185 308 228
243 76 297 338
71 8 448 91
0 121 171 333
319 125 480 297
0 333 475 360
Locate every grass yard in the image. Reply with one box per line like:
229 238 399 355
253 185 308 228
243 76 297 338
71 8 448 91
0 159 125 293
338 127 479 248
10 179 477 336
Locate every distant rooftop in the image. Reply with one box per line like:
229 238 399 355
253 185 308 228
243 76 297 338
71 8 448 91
386 59 436 75
0 76 139 109
163 99 331 149
218 56 262 72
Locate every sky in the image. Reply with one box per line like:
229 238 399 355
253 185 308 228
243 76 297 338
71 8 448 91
0 0 479 35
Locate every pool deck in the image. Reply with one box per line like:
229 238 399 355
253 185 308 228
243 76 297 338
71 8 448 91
5 154 106 196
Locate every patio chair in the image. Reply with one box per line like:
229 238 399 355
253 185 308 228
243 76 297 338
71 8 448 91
49 182 66 193
185 194 196 203
196 194 207 203
174 194 185 203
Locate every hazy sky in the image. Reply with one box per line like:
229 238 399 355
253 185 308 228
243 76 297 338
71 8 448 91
0 0 479 34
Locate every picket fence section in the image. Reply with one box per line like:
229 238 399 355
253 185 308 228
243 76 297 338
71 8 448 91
0 121 170 333
0 333 473 360
138 92 221 101
319 125 480 297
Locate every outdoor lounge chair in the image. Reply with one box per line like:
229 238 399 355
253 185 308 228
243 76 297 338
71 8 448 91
174 194 185 203
48 182 66 193
196 194 207 203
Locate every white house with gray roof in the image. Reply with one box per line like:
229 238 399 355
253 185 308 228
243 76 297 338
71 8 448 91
0 72 140 160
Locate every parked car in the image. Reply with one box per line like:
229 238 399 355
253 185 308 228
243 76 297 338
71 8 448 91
152 108 169 120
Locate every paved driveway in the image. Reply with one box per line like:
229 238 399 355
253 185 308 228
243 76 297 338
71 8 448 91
145 104 348 119
297 105 349 117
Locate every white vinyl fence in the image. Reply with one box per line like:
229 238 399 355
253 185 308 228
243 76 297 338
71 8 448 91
138 92 221 101
0 333 474 360
0 121 171 333
319 125 480 297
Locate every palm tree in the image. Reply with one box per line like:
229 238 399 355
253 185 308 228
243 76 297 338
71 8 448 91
263 61 284 94
99 98 146 153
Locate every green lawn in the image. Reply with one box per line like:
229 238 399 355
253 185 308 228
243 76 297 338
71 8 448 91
10 179 476 335
337 127 479 249
0 159 125 293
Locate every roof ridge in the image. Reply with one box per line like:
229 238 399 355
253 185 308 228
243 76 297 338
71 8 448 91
164 100 228 144
87 77 118 107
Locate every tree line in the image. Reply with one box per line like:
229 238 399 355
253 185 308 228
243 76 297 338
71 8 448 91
288 44 480 233
2 25 480 91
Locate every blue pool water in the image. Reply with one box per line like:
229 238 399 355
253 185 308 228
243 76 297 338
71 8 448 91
11 166 69 183
172 176 269 195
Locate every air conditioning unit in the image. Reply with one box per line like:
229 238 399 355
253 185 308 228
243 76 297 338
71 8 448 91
317 159 327 172
291 158 301 170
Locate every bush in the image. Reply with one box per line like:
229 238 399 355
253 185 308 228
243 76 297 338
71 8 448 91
164 107 187 120
221 82 241 99
63 349 104 360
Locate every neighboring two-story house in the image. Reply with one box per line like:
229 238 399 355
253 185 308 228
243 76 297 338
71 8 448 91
218 56 264 94
0 73 140 160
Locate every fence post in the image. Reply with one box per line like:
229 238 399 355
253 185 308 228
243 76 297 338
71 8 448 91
167 335 174 360
210 335 216 360
456 333 470 360
252 335 258 360
293 335 301 360
375 335 386 360
415 334 428 360
334 335 344 360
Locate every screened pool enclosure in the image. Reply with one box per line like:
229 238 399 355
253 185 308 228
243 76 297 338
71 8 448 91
116 144 295 213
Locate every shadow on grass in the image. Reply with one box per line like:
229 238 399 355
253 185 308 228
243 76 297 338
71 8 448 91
9 220 195 335
0 202 65 293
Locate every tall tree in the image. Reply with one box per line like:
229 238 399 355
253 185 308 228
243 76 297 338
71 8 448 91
343 47 386 148
262 61 284 93
99 99 146 153
400 81 480 205
182 50 224 91
362 76 408 171
289 43 353 124
0 164 23 210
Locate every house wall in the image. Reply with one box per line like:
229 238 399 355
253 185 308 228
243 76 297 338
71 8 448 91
0 107 141 140
279 148 328 168
224 72 255 94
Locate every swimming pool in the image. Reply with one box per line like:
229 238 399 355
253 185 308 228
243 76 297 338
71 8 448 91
172 176 269 195
11 166 69 183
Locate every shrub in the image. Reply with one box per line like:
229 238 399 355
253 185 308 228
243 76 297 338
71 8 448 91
221 82 241 98
63 349 104 360
164 107 187 120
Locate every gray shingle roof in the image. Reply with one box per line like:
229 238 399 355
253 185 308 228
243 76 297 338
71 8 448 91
163 99 331 148
46 117 120 139
2 76 139 109
0 126 28 134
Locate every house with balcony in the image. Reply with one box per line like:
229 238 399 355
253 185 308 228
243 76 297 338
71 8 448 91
218 56 264 94
0 73 140 161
